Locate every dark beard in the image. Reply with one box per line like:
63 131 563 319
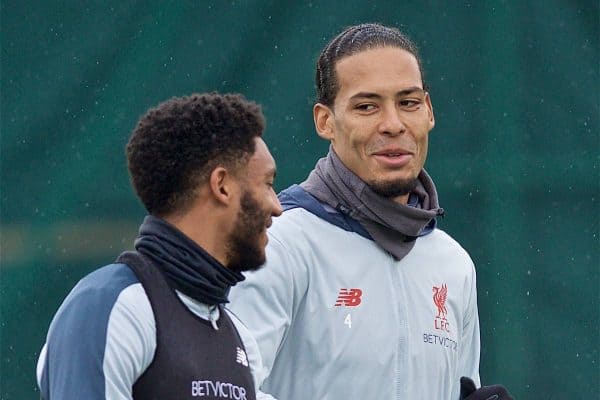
368 177 418 198
226 191 268 273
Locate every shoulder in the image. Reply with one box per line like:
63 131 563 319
427 228 472 258
267 208 346 269
411 228 476 274
38 263 155 398
69 262 140 299
46 262 153 349
71 263 155 352
265 208 320 255
269 206 357 244
50 263 142 326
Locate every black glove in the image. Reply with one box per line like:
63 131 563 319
459 377 514 400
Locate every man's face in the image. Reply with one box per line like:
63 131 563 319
227 138 282 272
315 46 435 202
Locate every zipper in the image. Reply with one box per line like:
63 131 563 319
208 305 219 331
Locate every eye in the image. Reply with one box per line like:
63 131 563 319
354 103 377 112
399 99 422 110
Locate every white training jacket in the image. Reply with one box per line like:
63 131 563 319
36 262 275 400
229 203 481 400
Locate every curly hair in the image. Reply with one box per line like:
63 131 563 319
126 92 265 216
316 23 425 107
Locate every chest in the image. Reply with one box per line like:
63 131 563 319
290 232 469 371
122 253 256 400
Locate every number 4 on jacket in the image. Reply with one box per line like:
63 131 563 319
344 314 352 328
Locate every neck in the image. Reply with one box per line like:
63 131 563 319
393 193 410 205
163 209 231 267
133 215 245 305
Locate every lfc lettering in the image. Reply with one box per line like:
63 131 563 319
434 317 450 332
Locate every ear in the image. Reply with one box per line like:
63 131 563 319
208 166 238 206
313 103 335 140
425 92 435 130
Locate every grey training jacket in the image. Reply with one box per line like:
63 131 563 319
229 203 481 400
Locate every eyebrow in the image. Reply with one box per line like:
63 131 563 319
266 165 277 179
349 86 426 101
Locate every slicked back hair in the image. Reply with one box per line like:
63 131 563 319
126 92 265 217
315 23 425 107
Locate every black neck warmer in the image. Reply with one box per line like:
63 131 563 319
133 215 244 305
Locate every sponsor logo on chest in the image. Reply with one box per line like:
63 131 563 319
190 347 251 397
333 288 363 329
235 347 249 367
191 380 247 399
334 288 363 307
432 283 450 333
423 283 457 352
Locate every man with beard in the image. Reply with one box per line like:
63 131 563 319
229 24 513 400
36 93 282 399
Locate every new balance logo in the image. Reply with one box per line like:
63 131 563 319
236 347 248 367
334 288 363 307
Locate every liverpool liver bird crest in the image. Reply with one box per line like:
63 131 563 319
432 284 448 319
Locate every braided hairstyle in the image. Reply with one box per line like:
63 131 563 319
315 23 425 107
126 92 265 216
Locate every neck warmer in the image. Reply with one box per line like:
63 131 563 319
133 215 244 305
301 148 444 260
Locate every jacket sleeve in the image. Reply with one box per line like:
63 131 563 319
227 310 278 400
228 228 309 396
452 262 481 399
37 267 154 400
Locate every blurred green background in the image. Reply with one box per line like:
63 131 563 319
1 1 598 398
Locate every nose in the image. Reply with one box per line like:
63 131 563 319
271 191 283 217
378 105 406 136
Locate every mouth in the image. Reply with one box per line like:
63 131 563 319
372 150 413 167
372 147 413 156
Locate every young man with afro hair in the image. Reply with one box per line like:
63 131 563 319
37 92 282 399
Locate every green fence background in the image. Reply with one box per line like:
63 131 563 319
2 1 598 398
